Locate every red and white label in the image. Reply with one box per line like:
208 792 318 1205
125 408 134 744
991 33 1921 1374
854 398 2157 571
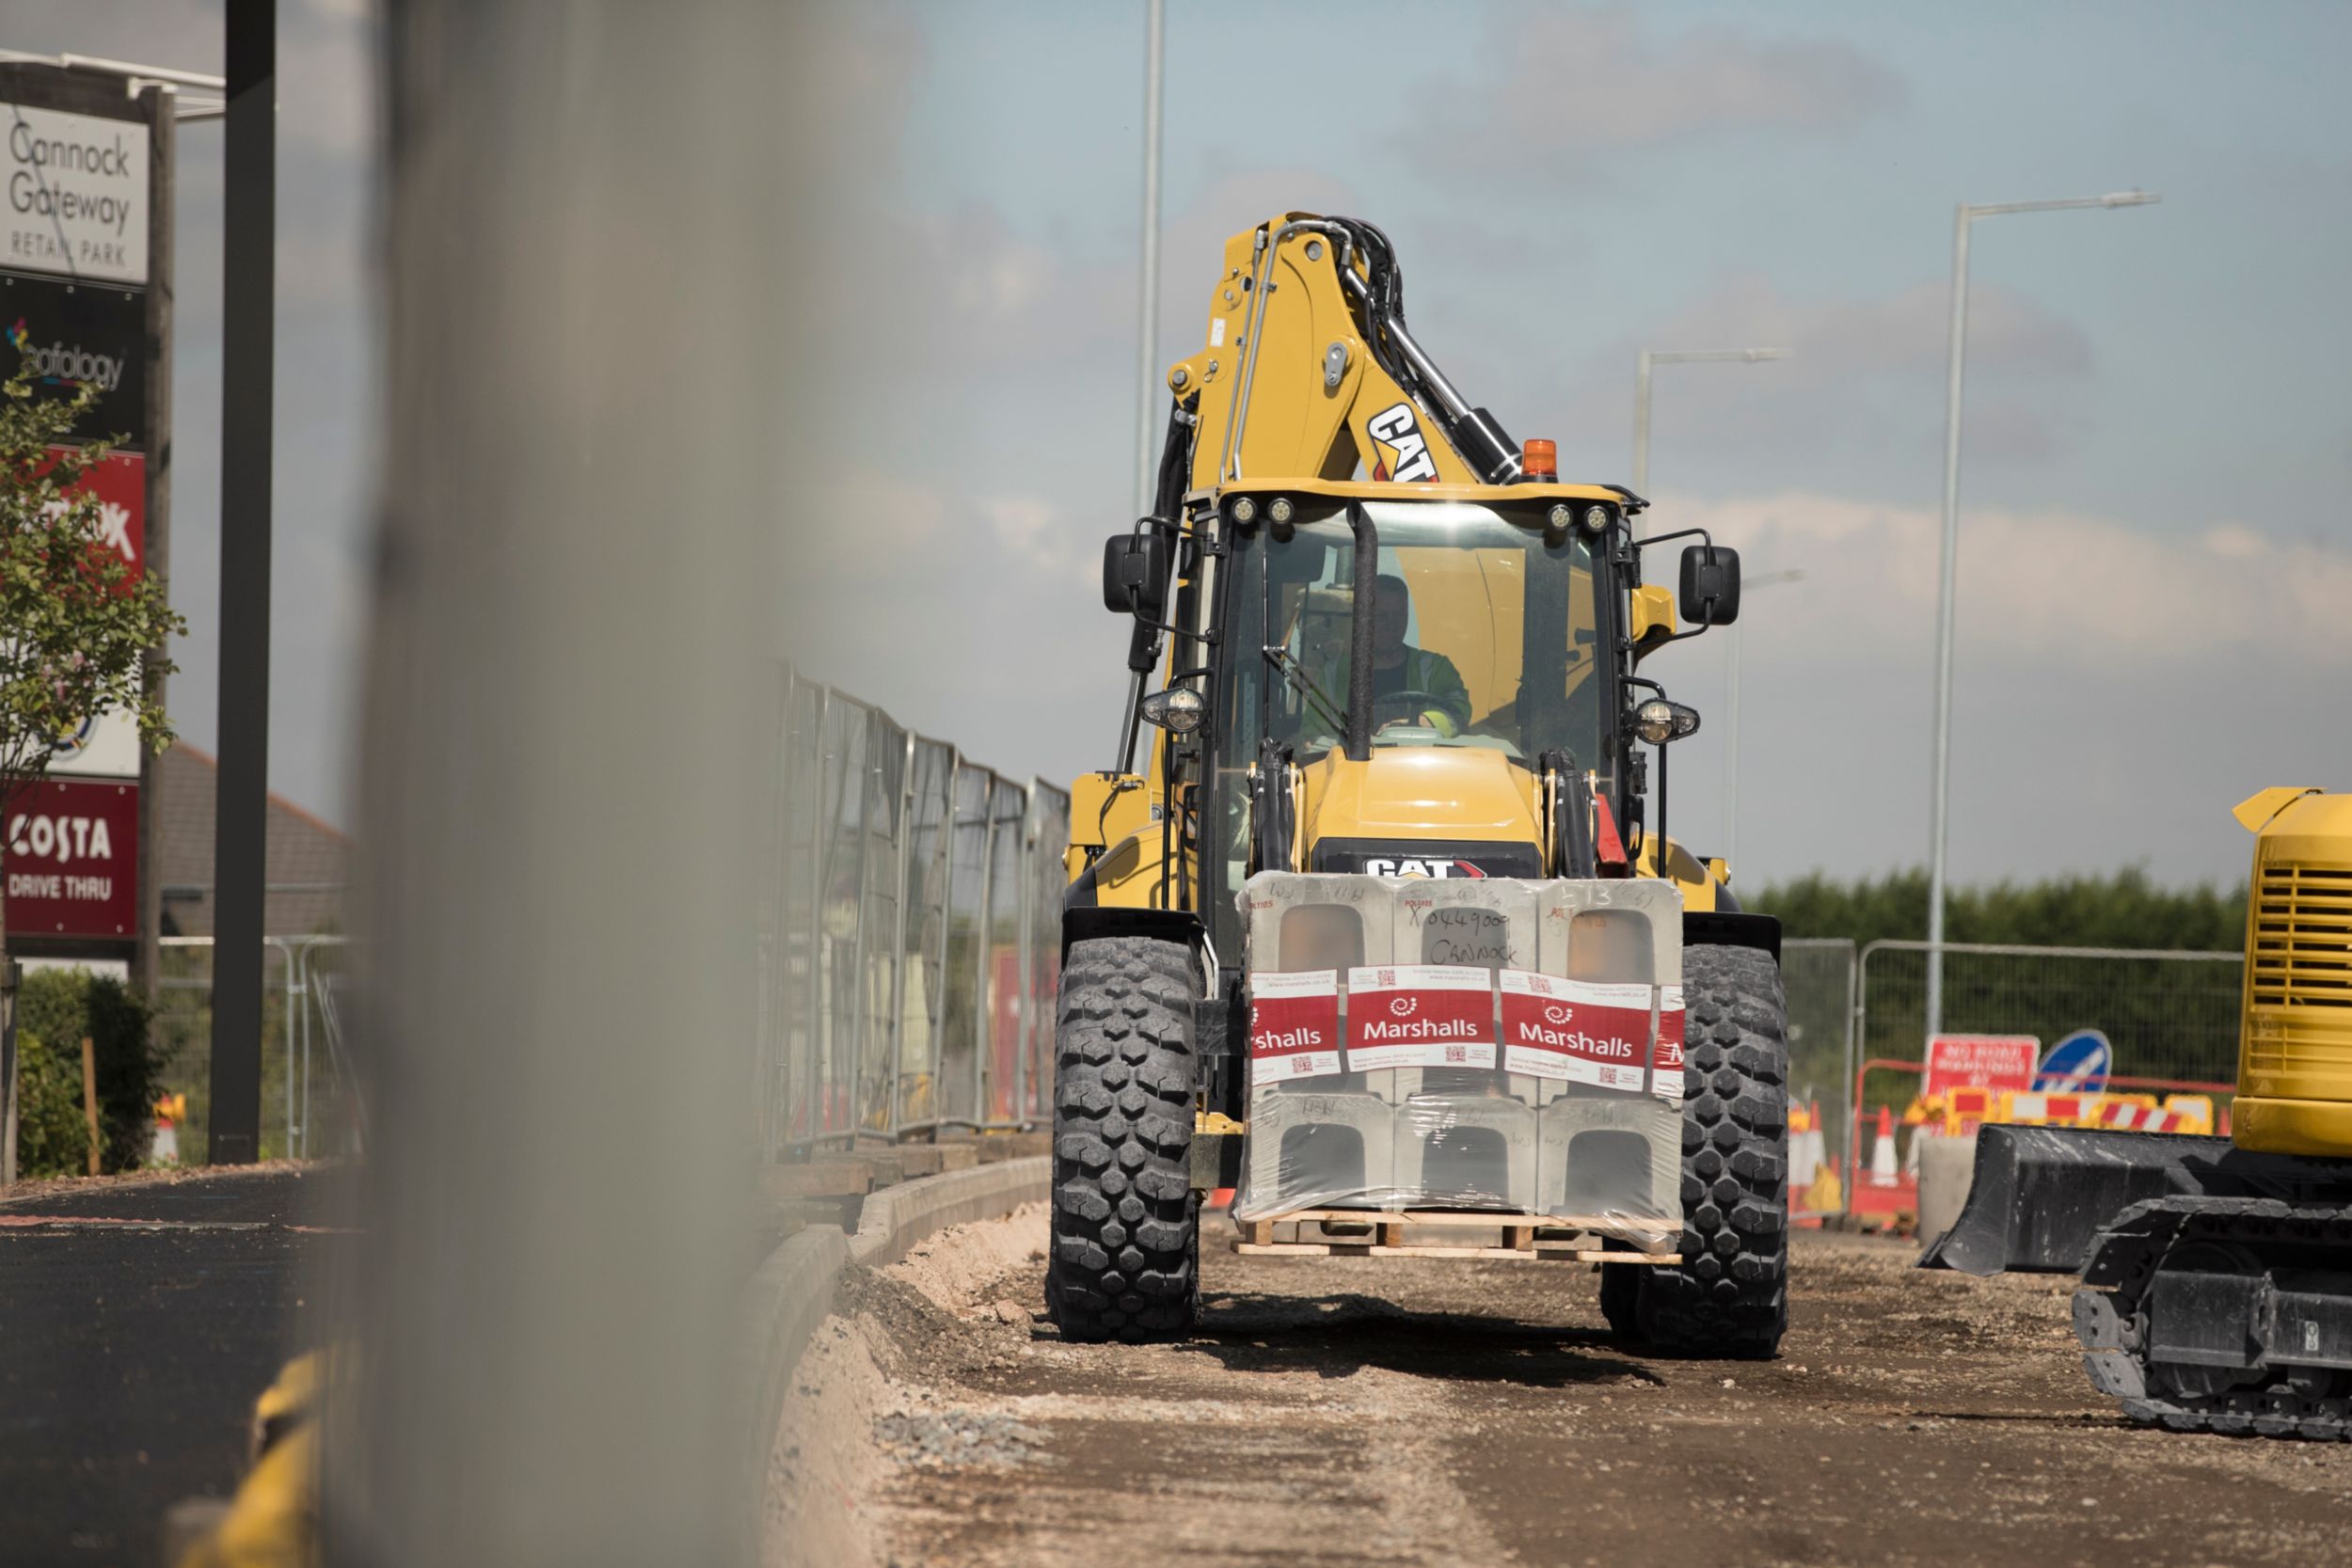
1923 1035 2039 1099
1653 985 1686 1102
1499 970 1651 1090
1248 968 1343 1082
1345 963 1495 1070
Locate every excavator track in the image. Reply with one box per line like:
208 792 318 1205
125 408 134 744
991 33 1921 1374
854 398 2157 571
2074 1195 2352 1440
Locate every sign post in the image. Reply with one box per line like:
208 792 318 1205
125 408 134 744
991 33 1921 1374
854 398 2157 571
210 0 277 1165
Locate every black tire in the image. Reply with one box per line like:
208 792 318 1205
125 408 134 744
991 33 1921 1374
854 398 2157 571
1044 935 1200 1343
1636 942 1788 1359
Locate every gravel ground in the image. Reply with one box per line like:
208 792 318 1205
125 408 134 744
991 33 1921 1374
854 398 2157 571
770 1208 2352 1568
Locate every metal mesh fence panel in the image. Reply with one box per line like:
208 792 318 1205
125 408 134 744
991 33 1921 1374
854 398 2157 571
1857 941 2244 1114
938 763 993 1129
854 721 907 1133
1781 937 1855 1208
981 778 1028 1125
896 738 957 1133
1025 784 1070 1126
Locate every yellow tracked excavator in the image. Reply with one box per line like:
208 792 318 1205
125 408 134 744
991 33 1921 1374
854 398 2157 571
1046 213 1790 1355
1928 787 2352 1437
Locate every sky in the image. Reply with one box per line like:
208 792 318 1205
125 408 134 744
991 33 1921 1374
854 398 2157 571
10 0 2351 889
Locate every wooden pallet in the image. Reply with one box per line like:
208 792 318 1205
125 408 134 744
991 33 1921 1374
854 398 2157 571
1231 1209 1678 1265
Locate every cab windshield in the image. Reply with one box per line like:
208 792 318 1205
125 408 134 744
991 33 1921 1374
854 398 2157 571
1241 499 1605 767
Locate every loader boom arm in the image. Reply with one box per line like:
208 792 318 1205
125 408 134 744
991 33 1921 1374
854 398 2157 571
1165 214 1526 493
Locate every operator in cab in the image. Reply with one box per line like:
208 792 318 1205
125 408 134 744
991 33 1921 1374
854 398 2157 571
1365 573 1470 737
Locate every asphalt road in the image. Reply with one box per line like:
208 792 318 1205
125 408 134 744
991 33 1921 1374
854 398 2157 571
0 1166 336 1568
775 1208 2352 1568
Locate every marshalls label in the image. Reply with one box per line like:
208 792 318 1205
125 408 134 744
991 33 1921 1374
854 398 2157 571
1499 970 1653 1091
1344 963 1496 1071
1248 968 1343 1082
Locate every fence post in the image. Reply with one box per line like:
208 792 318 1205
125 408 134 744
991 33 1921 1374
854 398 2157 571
886 732 916 1140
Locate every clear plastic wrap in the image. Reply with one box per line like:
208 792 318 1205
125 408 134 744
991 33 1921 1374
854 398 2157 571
1234 872 1683 1244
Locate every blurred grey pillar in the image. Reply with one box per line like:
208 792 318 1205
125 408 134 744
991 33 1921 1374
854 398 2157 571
330 2 786 1560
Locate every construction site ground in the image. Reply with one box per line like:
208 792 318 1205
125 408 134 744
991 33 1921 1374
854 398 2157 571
771 1207 2352 1568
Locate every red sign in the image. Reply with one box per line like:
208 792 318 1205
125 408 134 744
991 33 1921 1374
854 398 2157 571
1345 963 1495 1071
1248 968 1342 1083
1500 970 1651 1092
42 446 145 584
1924 1035 2041 1099
4 778 138 938
1654 985 1686 1102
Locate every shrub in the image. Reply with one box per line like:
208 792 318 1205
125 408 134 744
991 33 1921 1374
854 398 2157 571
14 968 167 1174
12 1029 92 1178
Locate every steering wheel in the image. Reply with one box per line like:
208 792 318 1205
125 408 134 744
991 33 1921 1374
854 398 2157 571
1371 688 1448 731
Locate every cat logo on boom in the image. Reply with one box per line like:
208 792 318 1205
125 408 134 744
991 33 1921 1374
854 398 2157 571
1366 402 1438 483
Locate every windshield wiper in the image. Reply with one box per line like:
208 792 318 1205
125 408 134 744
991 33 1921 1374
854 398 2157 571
1261 644 1349 738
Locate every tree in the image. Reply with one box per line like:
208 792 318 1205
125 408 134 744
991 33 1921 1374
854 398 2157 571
1 342 187 1003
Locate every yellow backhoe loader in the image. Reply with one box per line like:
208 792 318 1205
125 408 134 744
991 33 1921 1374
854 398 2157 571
1928 787 2352 1437
1049 214 1788 1356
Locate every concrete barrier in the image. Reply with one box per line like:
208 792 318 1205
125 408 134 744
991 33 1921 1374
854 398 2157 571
1915 1132 1979 1252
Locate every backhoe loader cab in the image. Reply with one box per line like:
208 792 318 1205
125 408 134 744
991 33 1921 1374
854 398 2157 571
1051 214 1789 1356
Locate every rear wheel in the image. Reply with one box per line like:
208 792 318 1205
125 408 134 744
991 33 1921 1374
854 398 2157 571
1635 942 1788 1359
1044 935 1200 1343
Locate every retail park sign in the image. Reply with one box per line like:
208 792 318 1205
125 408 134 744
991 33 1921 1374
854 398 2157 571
3 102 148 284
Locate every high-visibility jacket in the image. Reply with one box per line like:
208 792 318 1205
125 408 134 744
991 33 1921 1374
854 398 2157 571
1327 646 1472 737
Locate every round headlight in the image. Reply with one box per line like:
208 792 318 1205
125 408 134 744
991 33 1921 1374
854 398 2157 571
1581 503 1612 534
1547 503 1574 532
1633 698 1676 745
1268 496 1295 525
1232 496 1258 524
1140 686 1207 735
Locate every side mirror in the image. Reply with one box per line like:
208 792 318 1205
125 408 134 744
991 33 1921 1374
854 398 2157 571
1677 543 1740 626
1103 530 1172 618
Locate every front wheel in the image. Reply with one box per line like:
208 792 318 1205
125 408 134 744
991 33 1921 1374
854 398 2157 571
1043 935 1200 1343
1634 942 1789 1359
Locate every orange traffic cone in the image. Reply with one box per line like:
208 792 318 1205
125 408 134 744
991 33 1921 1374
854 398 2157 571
1868 1104 1899 1187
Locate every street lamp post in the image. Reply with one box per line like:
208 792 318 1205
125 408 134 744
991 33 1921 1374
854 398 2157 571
1722 566 1805 874
1924 189 2159 1041
1131 0 1166 519
1631 346 1787 499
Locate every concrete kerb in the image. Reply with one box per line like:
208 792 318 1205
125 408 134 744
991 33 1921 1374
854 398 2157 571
846 1154 1048 1269
744 1155 1049 1470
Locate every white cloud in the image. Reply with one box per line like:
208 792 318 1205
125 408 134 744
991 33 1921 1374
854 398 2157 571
1663 490 2352 668
1411 6 1904 170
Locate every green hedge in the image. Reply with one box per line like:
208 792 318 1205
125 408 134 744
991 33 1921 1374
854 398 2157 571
11 968 167 1178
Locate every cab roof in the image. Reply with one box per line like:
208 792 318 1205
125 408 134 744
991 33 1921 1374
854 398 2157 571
1216 475 1645 511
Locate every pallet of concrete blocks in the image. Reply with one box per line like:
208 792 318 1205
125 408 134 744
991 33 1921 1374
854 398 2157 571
1232 873 1401 1220
1513 880 1684 1247
1231 870 1684 1249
